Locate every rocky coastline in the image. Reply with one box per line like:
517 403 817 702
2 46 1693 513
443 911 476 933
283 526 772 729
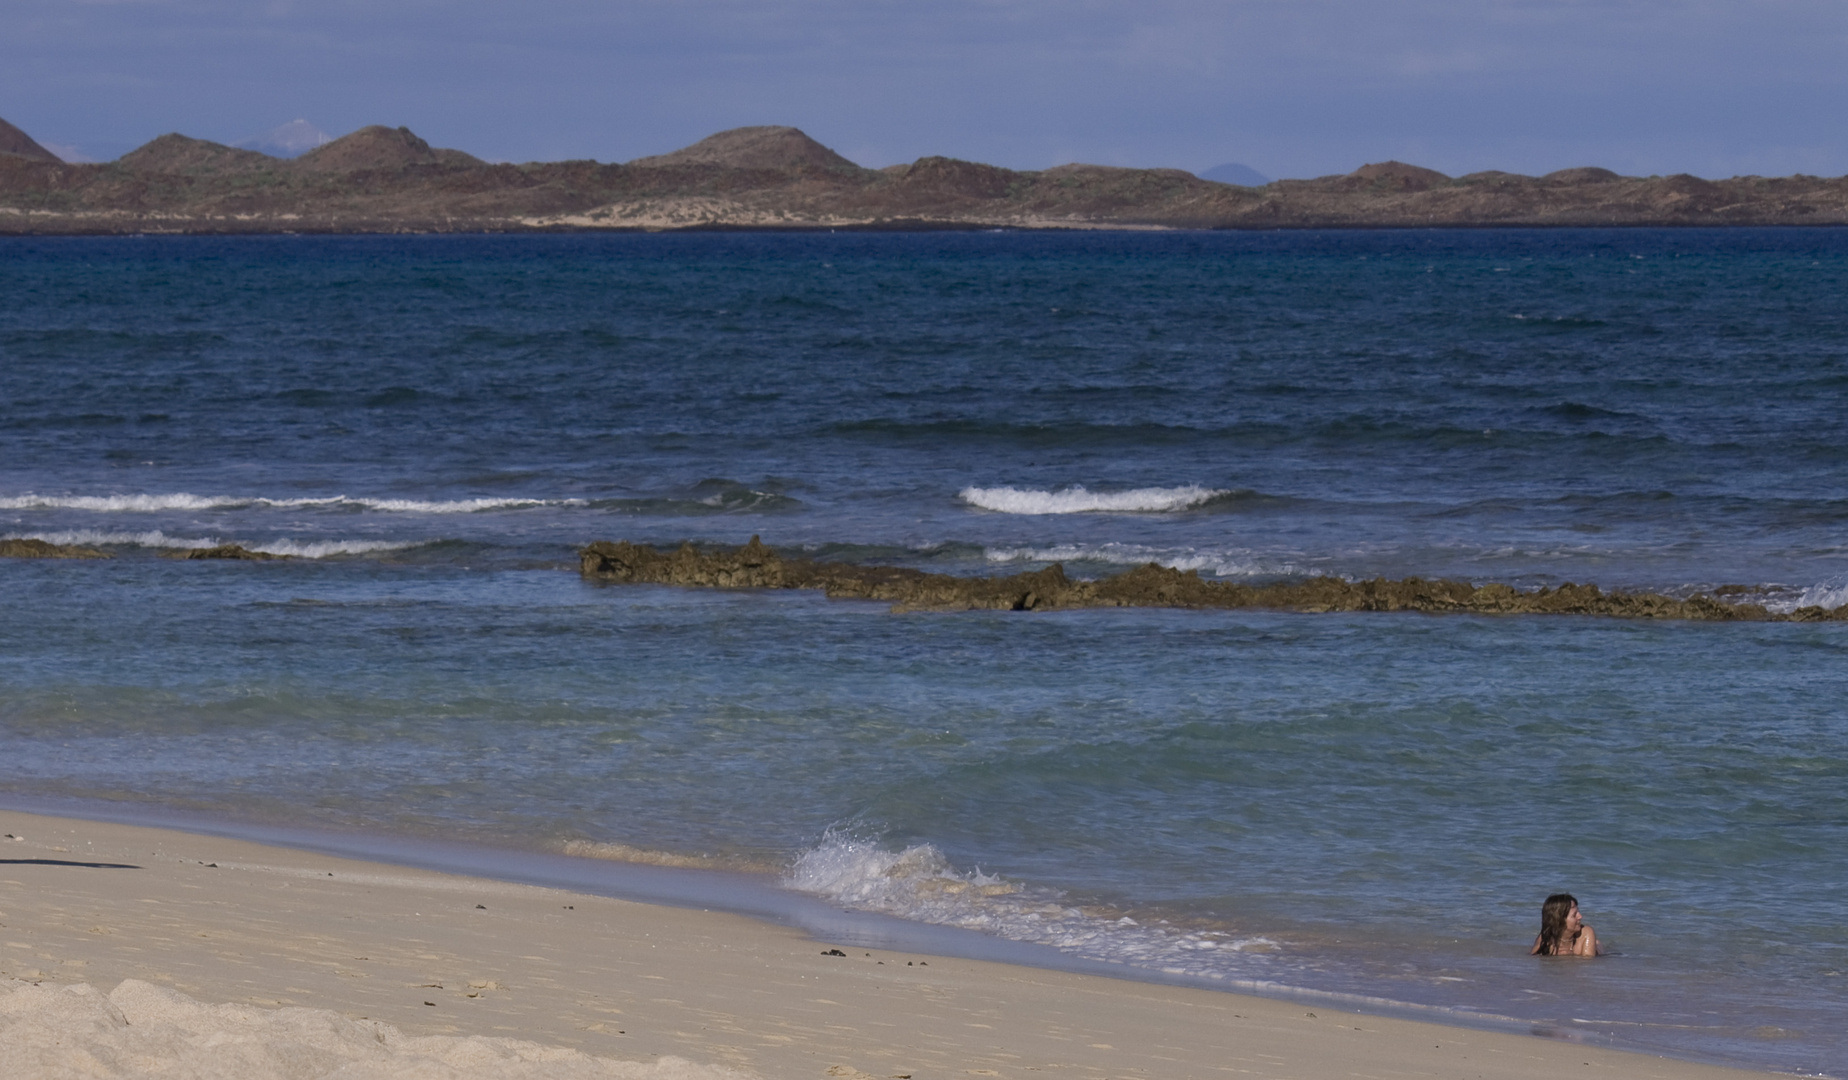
4 120 1847 234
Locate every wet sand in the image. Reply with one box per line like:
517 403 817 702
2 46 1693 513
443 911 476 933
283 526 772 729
0 809 1778 1080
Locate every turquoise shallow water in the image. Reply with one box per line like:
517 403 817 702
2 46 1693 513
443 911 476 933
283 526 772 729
2 230 1846 1073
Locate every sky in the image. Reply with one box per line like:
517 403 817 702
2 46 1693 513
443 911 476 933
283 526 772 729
5 0 1846 179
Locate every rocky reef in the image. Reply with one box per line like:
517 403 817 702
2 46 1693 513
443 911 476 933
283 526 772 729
580 537 1848 621
0 538 110 559
163 544 289 561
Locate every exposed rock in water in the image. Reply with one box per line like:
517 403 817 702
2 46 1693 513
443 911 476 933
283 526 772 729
580 537 1848 622
165 544 289 561
0 538 111 559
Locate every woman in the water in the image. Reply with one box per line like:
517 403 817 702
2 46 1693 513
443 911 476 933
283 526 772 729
1531 893 1602 956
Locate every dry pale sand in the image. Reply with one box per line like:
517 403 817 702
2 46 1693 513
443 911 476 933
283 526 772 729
0 810 1776 1080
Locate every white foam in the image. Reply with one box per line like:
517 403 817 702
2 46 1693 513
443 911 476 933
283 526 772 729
984 542 1297 579
3 529 417 558
8 529 218 550
959 485 1227 514
0 493 248 512
345 496 580 514
0 493 583 514
785 831 1278 982
242 538 417 558
694 489 787 510
1764 577 1848 614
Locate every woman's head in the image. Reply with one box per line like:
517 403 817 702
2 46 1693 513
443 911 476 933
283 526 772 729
1537 893 1580 954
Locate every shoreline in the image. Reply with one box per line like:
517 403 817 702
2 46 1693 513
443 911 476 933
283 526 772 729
6 221 1848 239
5 122 1848 233
0 807 1788 1079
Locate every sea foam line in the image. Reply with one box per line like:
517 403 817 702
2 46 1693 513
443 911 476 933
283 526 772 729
984 542 1299 579
4 529 417 558
0 493 584 514
785 831 1279 982
959 485 1227 514
1764 577 1848 614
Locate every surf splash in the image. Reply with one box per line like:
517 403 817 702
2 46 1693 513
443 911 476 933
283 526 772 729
1765 577 1848 615
958 485 1229 514
0 493 580 514
785 831 1279 981
2 530 418 558
983 542 1298 579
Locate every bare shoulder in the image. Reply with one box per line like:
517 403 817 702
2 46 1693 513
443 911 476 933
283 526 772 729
1576 923 1602 956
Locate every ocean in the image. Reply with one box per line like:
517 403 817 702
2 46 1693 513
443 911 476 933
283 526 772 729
1 229 1844 1074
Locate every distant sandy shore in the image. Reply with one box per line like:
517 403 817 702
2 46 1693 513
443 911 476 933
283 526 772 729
0 810 1776 1080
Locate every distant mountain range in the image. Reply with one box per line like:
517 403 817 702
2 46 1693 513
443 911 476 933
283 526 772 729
3 119 1845 233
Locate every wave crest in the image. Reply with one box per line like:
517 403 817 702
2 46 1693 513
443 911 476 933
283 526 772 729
1764 577 1848 615
0 493 580 514
3 529 416 558
959 485 1228 515
984 543 1298 579
785 831 1278 981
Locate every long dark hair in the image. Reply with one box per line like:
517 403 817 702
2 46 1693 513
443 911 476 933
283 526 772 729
1532 893 1578 955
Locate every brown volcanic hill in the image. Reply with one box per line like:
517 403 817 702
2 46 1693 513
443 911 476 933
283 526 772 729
1543 166 1622 186
119 134 276 174
629 126 864 173
1026 164 1221 215
878 157 1019 199
0 116 61 162
292 126 482 173
1344 161 1452 192
4 118 1848 232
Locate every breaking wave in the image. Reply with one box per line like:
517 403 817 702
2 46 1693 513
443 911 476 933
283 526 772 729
4 529 417 558
958 485 1229 515
0 493 580 514
983 542 1299 579
785 831 1279 981
1764 577 1848 614
0 490 800 516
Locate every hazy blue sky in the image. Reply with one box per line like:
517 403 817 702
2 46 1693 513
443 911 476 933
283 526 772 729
5 0 1845 178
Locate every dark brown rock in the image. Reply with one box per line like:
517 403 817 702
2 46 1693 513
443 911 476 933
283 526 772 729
578 538 1848 621
0 538 110 559
581 535 787 588
166 544 288 561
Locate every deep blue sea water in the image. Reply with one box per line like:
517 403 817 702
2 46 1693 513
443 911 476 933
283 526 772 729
2 230 1845 1074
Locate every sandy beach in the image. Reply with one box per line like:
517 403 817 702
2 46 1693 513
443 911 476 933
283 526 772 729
0 809 1780 1080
